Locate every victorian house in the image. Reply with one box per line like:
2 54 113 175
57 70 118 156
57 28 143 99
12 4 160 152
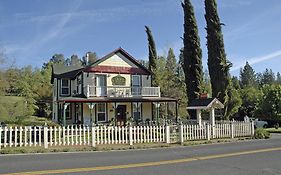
51 48 177 126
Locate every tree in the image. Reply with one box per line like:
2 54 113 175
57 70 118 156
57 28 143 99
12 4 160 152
239 61 257 88
82 52 98 66
182 0 203 118
50 54 65 64
165 48 177 74
70 55 82 66
239 87 262 118
277 72 281 84
255 85 281 121
259 68 275 86
145 26 158 86
205 0 232 106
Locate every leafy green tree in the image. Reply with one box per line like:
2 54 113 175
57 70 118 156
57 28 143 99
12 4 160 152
202 69 212 95
205 0 232 105
82 52 98 66
182 0 203 118
239 61 257 88
165 48 177 74
255 85 281 121
145 25 158 86
232 76 241 90
239 87 262 118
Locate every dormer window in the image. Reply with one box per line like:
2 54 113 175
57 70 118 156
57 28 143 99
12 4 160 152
61 79 70 96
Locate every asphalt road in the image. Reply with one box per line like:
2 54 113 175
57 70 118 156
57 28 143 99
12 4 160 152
0 134 281 175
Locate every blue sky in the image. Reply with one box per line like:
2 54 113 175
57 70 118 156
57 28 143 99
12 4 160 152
0 0 281 76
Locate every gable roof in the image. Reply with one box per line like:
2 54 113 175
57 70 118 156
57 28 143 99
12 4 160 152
84 47 151 74
187 98 224 110
51 47 151 83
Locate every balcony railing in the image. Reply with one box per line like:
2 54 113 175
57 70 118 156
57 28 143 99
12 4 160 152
84 86 160 97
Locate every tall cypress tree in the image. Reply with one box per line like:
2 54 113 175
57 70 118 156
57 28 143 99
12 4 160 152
145 26 158 86
182 0 203 117
205 0 231 104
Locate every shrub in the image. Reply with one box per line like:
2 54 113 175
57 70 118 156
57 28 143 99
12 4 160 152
254 128 270 139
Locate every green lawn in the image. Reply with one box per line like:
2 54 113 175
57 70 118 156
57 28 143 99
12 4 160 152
265 128 281 133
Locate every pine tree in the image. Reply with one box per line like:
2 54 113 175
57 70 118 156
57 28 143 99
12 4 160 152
182 0 203 109
145 26 158 86
165 48 177 75
260 68 275 86
82 52 98 66
205 0 232 104
239 61 257 88
276 72 281 84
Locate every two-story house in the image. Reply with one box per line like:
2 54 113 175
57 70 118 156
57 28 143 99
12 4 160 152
51 48 178 126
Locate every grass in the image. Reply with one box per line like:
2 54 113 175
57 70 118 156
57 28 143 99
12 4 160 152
0 137 253 155
265 127 281 133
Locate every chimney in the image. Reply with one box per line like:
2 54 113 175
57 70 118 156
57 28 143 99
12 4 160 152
199 93 208 99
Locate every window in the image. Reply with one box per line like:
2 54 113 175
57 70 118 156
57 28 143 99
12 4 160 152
133 103 142 121
132 75 141 87
132 75 141 95
66 105 71 120
61 79 70 95
97 103 106 122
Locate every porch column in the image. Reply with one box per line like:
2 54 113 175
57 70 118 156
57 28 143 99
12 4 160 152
196 109 202 126
153 102 160 125
87 103 95 125
209 107 215 127
63 103 70 126
175 101 178 123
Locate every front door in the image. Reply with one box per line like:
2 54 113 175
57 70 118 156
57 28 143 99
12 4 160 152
96 75 106 96
116 105 126 126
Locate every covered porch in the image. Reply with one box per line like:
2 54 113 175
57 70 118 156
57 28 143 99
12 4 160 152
56 97 178 126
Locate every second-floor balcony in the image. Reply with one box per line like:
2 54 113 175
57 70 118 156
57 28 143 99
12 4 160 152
84 86 160 98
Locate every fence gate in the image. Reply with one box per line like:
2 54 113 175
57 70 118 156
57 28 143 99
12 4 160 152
169 125 179 143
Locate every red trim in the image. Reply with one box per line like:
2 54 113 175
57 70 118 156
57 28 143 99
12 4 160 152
84 65 150 75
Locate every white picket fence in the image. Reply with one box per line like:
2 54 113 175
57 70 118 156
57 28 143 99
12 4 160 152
0 122 254 150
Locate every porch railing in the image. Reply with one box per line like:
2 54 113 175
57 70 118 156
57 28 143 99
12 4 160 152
84 86 161 97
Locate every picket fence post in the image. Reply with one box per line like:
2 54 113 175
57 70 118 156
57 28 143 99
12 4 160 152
251 121 255 136
44 125 48 149
91 126 96 147
165 125 170 144
206 124 210 141
129 125 133 146
179 124 184 144
231 122 234 139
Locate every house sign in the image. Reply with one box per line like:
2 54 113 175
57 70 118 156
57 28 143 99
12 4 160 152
112 75 126 85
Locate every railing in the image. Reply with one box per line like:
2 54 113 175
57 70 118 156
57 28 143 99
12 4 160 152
84 86 161 97
0 122 254 149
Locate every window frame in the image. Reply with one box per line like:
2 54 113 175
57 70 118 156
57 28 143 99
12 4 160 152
61 79 70 96
132 102 142 121
96 103 107 122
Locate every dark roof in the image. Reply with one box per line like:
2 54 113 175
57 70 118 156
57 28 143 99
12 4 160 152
52 64 83 81
189 98 215 107
85 47 151 74
187 98 224 109
57 96 177 103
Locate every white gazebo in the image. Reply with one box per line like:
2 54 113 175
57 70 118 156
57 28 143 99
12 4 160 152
187 98 224 126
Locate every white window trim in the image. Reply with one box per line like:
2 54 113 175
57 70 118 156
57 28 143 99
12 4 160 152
61 79 70 96
133 102 142 121
97 103 106 122
132 75 141 87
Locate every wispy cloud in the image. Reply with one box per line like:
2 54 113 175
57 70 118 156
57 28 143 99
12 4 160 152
4 0 82 64
231 49 281 71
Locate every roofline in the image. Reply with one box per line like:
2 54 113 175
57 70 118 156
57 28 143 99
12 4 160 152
84 47 151 74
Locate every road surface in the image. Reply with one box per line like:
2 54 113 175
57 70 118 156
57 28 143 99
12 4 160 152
0 134 281 175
